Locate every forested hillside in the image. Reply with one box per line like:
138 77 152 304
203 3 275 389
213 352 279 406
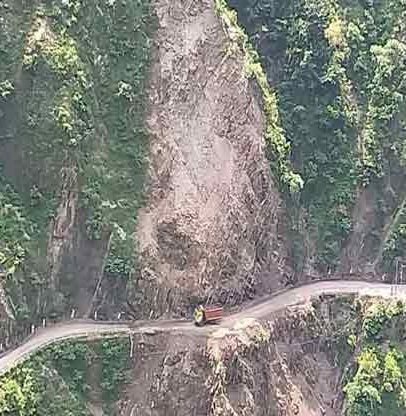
0 0 152 338
1 0 406 414
228 0 406 276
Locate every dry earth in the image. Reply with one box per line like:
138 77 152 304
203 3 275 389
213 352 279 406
134 0 289 317
118 303 346 416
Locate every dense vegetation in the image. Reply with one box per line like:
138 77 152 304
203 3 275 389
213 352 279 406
0 0 153 319
227 0 406 271
2 0 406 412
0 338 130 415
342 299 406 415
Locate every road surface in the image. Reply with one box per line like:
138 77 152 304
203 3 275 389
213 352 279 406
0 280 405 376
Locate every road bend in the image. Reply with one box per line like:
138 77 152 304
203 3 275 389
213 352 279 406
1 280 405 376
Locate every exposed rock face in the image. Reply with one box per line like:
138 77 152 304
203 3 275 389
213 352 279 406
119 333 210 416
338 177 406 278
118 304 344 416
135 0 288 317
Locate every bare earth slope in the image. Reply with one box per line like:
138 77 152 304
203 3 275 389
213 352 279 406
134 0 288 317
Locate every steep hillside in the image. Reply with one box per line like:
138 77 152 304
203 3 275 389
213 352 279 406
132 0 290 317
2 0 406 341
227 0 406 277
0 338 130 415
0 0 154 343
1 0 291 341
1 0 406 413
3 295 406 415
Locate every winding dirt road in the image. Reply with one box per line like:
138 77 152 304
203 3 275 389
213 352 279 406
0 280 405 376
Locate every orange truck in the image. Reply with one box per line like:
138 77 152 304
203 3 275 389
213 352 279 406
193 305 223 326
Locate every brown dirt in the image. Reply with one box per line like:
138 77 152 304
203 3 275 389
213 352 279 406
134 0 288 317
119 332 209 416
338 170 406 277
338 185 381 275
117 301 349 416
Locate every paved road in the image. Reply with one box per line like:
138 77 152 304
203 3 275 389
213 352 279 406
0 280 405 376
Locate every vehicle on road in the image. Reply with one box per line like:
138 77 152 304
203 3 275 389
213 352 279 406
193 305 223 326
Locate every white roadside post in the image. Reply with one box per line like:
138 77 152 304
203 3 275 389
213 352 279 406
129 334 134 358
